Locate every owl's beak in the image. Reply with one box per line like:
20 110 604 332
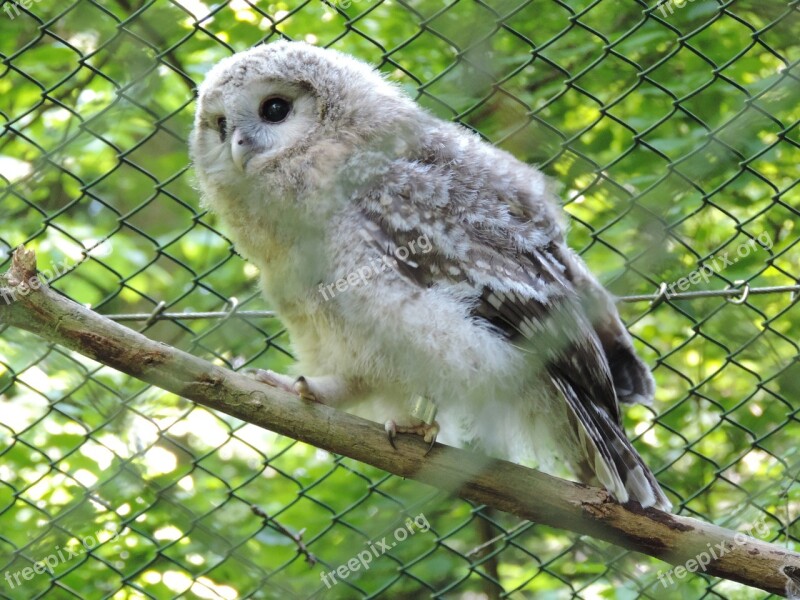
230 128 254 171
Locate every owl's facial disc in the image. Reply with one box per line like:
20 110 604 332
192 71 320 181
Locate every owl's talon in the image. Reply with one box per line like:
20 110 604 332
423 423 439 456
385 420 398 450
294 376 317 402
384 420 439 454
425 439 436 455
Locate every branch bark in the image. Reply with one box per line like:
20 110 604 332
2 247 799 597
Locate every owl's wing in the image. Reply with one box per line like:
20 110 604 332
356 204 670 510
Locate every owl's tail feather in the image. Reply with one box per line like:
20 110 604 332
551 376 672 512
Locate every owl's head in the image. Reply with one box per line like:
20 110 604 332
190 41 421 210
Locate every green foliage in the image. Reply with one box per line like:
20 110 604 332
0 1 798 598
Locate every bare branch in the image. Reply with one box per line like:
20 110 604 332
2 247 798 596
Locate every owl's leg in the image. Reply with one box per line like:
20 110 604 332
384 419 440 455
252 369 355 406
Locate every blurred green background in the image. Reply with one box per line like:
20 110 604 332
0 0 798 598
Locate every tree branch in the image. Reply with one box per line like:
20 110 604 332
1 247 798 597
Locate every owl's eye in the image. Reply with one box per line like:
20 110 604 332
259 97 291 123
216 117 227 141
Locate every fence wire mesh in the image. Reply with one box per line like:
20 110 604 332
0 0 799 598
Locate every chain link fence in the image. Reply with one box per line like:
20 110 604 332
1 0 798 598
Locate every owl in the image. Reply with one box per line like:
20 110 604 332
190 40 671 511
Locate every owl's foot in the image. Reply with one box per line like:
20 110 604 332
384 419 440 455
251 369 318 402
293 376 317 401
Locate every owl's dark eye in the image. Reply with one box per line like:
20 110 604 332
259 97 291 123
216 116 227 141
